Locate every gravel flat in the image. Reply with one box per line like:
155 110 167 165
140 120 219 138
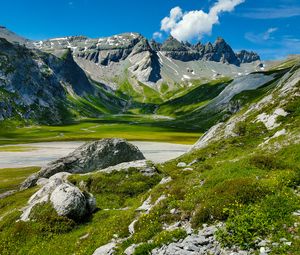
0 141 190 168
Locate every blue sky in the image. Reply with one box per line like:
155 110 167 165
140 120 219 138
1 0 300 60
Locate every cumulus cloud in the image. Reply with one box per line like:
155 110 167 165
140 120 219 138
161 7 183 32
159 0 244 42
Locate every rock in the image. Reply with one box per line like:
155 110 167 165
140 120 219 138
192 123 224 150
170 208 179 215
159 177 172 185
128 219 138 235
20 139 145 190
293 210 300 216
151 223 252 255
177 162 187 168
79 233 90 240
183 168 193 171
92 159 156 176
0 190 17 199
136 195 167 213
136 196 152 212
93 242 116 255
36 178 50 186
124 244 142 255
257 240 268 247
50 183 94 220
256 108 288 130
20 172 96 222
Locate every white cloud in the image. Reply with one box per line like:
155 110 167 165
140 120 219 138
245 27 278 44
161 7 183 32
240 6 300 19
159 0 244 42
153 32 163 39
263 27 278 40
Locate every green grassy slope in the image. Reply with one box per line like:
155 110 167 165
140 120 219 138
156 78 231 117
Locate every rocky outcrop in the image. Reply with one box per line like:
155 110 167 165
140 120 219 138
20 172 96 221
151 223 250 255
90 159 157 176
20 139 145 190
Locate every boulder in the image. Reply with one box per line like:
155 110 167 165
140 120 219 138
50 183 89 220
20 138 145 190
20 172 96 222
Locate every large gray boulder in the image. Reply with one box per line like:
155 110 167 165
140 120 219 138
20 138 145 190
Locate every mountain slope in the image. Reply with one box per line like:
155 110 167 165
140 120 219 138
0 38 126 124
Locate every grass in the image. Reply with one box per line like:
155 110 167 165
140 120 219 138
157 78 230 117
0 145 36 152
0 167 163 254
0 166 39 193
0 61 299 254
0 119 201 145
0 113 300 254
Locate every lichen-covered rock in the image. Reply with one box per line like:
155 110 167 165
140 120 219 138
20 139 145 190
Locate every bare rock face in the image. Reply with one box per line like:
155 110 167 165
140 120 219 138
20 138 145 190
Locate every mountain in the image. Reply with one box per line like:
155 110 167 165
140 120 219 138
25 31 262 93
0 26 264 124
0 26 29 45
0 37 127 123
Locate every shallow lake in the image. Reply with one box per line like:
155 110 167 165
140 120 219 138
0 141 191 168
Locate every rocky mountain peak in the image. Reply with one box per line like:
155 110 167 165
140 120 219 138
161 36 188 51
214 37 226 44
212 37 239 65
236 50 261 63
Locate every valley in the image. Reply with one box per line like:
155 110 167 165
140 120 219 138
0 20 300 255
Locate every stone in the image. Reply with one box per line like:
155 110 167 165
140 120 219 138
93 242 116 255
92 159 156 176
159 176 172 185
20 139 145 190
136 195 166 214
50 183 88 220
124 244 142 255
177 162 187 168
128 219 137 235
20 172 96 222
